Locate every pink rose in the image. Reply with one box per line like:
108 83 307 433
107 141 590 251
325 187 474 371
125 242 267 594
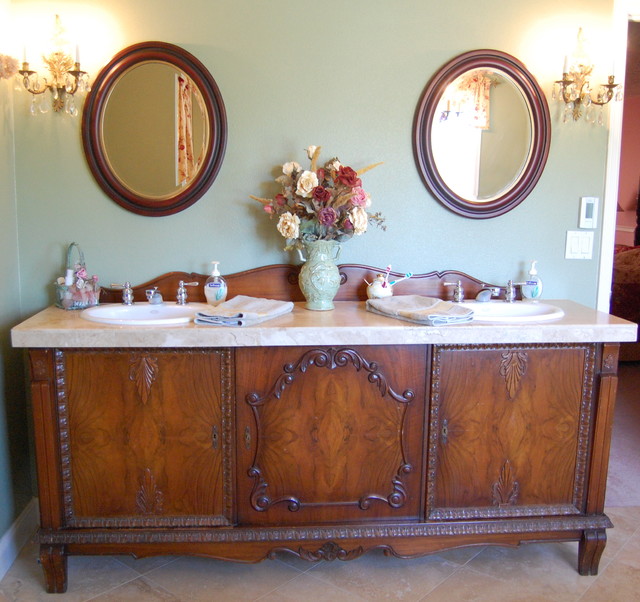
312 186 331 203
350 187 367 207
318 207 338 227
337 166 361 188
264 205 274 214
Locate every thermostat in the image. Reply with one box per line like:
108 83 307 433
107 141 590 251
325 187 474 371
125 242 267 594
579 196 598 229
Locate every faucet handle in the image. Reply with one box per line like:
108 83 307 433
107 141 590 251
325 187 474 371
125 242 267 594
111 281 134 305
444 280 464 302
176 280 199 305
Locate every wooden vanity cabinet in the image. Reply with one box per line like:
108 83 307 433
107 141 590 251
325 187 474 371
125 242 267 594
19 267 627 592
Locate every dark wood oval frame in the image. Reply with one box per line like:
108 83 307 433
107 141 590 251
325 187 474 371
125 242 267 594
82 41 227 217
413 49 551 219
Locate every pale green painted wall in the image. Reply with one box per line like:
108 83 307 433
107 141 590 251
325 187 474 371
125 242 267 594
11 0 614 317
3 0 615 538
1 0 31 539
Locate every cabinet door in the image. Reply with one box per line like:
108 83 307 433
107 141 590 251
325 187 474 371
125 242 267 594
236 346 427 525
427 344 595 519
58 349 233 527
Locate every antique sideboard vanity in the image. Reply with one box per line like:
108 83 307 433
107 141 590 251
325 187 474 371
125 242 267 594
11 264 637 593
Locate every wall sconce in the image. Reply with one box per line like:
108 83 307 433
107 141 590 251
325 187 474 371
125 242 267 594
552 28 622 124
17 14 90 116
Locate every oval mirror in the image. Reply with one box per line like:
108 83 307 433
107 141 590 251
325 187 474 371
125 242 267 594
413 50 550 218
82 42 227 216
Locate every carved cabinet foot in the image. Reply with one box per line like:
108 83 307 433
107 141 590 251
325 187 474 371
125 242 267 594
39 544 68 593
578 529 606 576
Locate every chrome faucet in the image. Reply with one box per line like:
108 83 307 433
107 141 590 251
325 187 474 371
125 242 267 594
176 281 199 305
111 281 134 305
444 280 465 302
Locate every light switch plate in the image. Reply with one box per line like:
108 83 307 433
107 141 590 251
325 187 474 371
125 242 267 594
579 196 598 229
565 230 594 259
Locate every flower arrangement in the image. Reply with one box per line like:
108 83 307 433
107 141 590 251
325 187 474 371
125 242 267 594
251 145 385 250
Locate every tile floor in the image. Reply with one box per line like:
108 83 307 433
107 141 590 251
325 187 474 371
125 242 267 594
1 363 638 601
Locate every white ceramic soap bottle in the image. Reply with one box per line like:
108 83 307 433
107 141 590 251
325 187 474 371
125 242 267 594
521 260 543 300
204 261 228 306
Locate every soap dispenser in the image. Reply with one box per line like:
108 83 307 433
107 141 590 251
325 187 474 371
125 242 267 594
521 260 543 300
204 261 228 306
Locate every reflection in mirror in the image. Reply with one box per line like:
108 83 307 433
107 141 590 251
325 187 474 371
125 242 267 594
431 69 531 202
102 62 208 199
413 50 550 219
83 42 227 217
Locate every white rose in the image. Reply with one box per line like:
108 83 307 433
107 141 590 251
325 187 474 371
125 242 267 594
277 212 300 239
349 206 368 235
295 170 319 198
283 161 301 176
305 145 318 159
327 159 342 172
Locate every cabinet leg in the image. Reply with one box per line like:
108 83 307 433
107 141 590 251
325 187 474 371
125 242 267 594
39 544 67 593
578 529 606 576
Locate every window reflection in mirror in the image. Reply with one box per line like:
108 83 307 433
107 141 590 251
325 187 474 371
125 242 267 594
431 69 532 202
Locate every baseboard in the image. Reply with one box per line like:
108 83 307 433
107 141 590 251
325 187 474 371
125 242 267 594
0 497 39 581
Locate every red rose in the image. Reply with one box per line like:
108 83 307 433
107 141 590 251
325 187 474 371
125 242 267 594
275 194 286 206
312 186 331 203
337 166 361 188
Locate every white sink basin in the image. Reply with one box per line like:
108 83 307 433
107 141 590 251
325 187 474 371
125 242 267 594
81 303 210 326
459 301 565 322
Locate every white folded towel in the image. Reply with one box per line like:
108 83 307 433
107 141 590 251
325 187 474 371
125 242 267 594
195 295 294 326
366 295 474 326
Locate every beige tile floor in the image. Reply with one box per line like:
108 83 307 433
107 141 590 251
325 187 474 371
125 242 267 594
1 363 638 601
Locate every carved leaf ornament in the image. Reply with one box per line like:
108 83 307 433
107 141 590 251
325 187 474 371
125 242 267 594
129 354 159 404
499 351 528 399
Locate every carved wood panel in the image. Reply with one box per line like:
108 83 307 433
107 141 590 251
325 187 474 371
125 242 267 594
235 346 427 525
57 348 233 527
427 344 595 519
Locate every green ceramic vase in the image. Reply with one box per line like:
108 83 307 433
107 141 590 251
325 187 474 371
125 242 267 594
298 240 342 311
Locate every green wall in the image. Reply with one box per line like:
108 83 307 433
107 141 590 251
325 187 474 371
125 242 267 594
3 0 615 538
1 0 30 539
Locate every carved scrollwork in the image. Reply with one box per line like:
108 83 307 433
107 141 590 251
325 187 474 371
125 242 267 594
129 354 159 404
295 541 364 561
246 347 414 406
248 466 301 512
492 460 520 507
359 464 412 509
499 351 528 399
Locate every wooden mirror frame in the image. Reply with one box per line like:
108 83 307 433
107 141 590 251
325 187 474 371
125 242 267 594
82 41 227 217
413 50 551 219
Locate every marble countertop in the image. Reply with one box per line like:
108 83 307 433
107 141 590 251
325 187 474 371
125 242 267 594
10 300 637 348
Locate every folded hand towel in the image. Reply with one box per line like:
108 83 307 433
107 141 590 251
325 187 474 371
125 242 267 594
195 295 294 326
366 295 473 326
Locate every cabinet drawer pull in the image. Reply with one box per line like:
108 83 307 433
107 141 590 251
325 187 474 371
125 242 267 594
211 425 219 450
244 426 251 450
441 419 448 444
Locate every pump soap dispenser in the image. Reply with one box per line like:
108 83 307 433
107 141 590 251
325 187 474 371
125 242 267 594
521 260 543 300
204 261 228 306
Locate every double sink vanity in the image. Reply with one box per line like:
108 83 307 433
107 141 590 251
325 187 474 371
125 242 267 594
11 264 637 593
